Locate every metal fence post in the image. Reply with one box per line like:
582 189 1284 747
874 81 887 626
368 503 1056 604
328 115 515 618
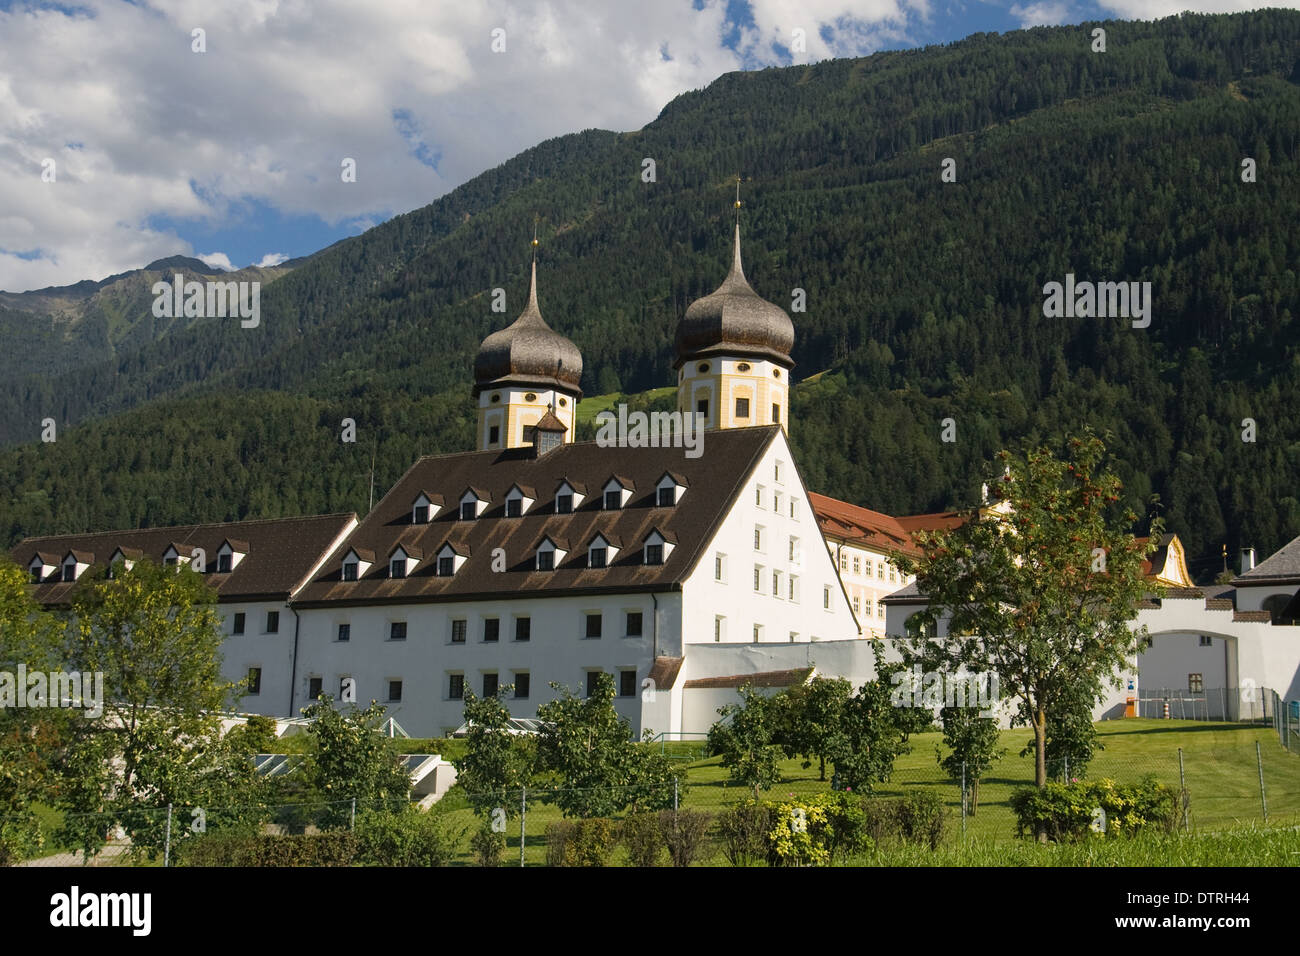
163 803 173 867
961 761 967 840
1256 741 1268 822
519 787 526 868
1178 748 1188 831
674 777 679 813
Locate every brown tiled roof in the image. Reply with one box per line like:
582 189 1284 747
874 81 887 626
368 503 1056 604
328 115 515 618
894 511 968 533
294 427 778 606
683 667 813 690
223 538 250 553
809 492 921 558
647 657 684 691
1205 598 1234 611
65 549 94 563
1233 610 1272 622
1161 587 1204 599
14 514 356 602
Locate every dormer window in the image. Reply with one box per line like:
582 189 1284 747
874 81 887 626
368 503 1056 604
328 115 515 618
505 485 535 518
555 480 585 514
217 553 232 573
535 537 567 572
603 477 633 511
460 488 488 521
108 548 138 580
28 554 55 584
436 543 468 577
412 492 441 524
61 558 76 582
656 472 686 508
389 546 419 579
341 548 374 581
588 534 619 569
162 544 194 570
216 539 247 574
643 530 675 566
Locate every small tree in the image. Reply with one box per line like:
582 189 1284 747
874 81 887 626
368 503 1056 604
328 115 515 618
896 431 1160 791
777 677 850 781
302 698 411 828
936 707 1004 814
454 686 535 819
1018 672 1104 779
707 685 785 798
825 678 907 792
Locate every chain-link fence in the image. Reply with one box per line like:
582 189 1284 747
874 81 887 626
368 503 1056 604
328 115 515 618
1272 690 1300 756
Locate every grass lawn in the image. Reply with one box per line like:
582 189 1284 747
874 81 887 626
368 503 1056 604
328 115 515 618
434 719 1300 865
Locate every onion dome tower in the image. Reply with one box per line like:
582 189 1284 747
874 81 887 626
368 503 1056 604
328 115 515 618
473 233 582 451
673 179 794 433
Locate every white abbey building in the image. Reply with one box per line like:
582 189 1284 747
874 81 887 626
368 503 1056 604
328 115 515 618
17 220 889 737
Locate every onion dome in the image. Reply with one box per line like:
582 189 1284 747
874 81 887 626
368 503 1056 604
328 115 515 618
673 222 795 370
474 260 583 397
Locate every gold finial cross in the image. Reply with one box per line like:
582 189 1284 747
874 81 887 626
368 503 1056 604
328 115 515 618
734 174 742 210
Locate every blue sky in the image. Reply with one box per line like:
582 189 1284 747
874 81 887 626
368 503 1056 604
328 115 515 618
0 0 1283 291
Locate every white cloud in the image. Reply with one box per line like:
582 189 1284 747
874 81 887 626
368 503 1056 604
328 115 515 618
1010 2 1072 25
197 252 236 271
1094 0 1299 19
0 0 928 291
255 252 289 268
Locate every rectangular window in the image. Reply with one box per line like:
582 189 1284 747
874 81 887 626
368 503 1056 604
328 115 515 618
853 595 861 613
483 618 499 643
514 673 530 699
823 586 831 609
657 486 675 507
774 461 782 482
754 526 763 551
506 497 522 517
715 553 725 581
515 617 531 642
878 603 885 618
604 490 621 510
864 559 873 577
337 623 350 642
461 501 476 520
483 673 498 698
753 566 762 592
266 611 279 634
342 561 358 581
626 611 643 637
586 671 603 698
752 624 762 643
772 403 780 425
390 559 406 579
735 397 750 418
789 576 799 603
789 537 798 561
308 677 323 700
877 563 885 579
619 670 637 698
164 556 178 568
537 550 555 571
714 616 724 642
451 619 467 643
390 621 407 641
1188 673 1204 693
839 553 848 571
413 505 429 523
890 567 896 583
865 598 873 617
774 491 782 513
488 425 500 445
1199 635 1212 647
755 486 763 507
247 668 261 695
438 555 454 576
645 544 663 565
790 499 798 519
232 612 245 635
388 680 403 702
217 552 232 573
448 674 464 700
696 398 708 418
789 631 798 643
773 570 781 597
585 613 602 639
589 547 607 568
556 493 574 514
853 557 861 574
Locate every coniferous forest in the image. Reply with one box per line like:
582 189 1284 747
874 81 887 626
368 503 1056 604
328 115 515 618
3 10 1299 580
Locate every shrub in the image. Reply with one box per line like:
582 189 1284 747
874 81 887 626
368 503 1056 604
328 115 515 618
715 800 772 867
862 791 947 849
1010 776 1178 842
620 813 664 867
815 791 871 862
178 831 357 866
353 806 462 866
659 810 711 867
544 818 617 867
768 799 831 866
470 820 506 867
